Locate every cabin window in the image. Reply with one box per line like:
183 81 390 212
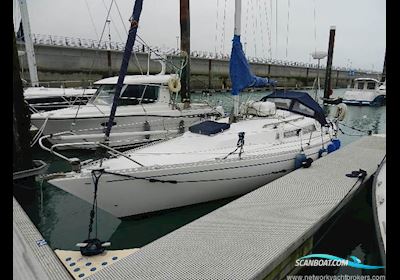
268 98 291 110
118 85 158 106
302 124 317 134
366 82 376 90
291 102 315 118
357 82 364 90
90 84 116 106
284 129 300 138
284 125 316 138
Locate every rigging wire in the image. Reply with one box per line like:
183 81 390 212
285 0 291 58
220 0 228 54
84 0 100 41
270 0 273 58
13 0 21 31
71 0 116 129
244 0 251 54
251 0 257 58
214 0 220 54
113 0 144 75
275 0 278 57
263 0 272 59
101 0 124 43
313 0 317 54
255 0 262 58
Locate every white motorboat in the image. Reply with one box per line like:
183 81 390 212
47 0 341 218
372 154 386 267
24 86 96 112
34 73 224 149
343 78 386 106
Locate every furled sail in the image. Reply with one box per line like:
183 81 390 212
104 0 144 139
229 35 276 96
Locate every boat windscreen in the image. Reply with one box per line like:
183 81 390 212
89 84 116 105
89 84 158 106
261 90 328 126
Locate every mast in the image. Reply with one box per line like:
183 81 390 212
233 0 241 118
180 0 191 107
18 0 39 87
104 0 143 139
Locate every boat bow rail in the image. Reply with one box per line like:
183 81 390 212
38 133 149 171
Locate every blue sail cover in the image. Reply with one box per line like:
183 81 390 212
105 0 144 138
261 90 328 126
229 35 276 95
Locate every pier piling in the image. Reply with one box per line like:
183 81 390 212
323 26 336 99
180 0 191 106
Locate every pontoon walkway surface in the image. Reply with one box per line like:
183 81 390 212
13 197 72 280
85 135 385 280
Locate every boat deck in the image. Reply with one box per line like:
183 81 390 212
83 135 385 279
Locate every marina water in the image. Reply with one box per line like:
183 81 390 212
16 88 385 276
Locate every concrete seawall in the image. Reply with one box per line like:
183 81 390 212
17 42 378 89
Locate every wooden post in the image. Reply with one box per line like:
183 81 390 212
305 68 309 87
107 50 112 77
323 26 336 99
335 70 339 88
208 59 212 89
13 28 33 185
381 50 386 82
180 0 191 106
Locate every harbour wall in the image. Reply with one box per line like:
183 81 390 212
17 42 379 89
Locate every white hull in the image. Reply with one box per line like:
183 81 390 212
32 104 221 148
51 144 324 218
49 113 334 218
373 158 386 256
343 78 386 106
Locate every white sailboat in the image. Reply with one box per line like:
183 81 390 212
47 0 341 218
343 78 386 106
16 0 96 112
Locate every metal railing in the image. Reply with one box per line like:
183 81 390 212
16 33 380 74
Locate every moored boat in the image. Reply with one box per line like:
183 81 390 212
48 90 341 218
46 0 341 219
24 86 96 112
33 73 224 149
343 78 386 106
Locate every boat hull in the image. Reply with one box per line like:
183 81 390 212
50 143 324 218
372 158 386 267
32 106 221 148
342 90 386 106
36 114 206 149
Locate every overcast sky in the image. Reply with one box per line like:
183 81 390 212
13 0 385 71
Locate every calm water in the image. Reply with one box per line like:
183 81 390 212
15 88 386 275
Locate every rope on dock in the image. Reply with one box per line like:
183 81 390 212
338 122 372 137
